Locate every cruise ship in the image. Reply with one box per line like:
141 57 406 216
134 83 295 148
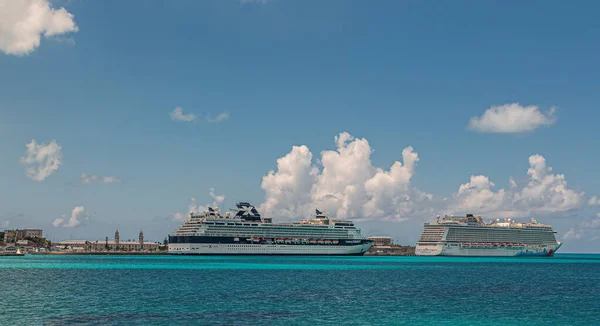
415 214 562 257
168 202 374 255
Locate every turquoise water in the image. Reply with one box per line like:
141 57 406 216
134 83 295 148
1 254 599 325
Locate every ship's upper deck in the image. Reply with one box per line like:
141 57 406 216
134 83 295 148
173 203 361 238
427 214 554 231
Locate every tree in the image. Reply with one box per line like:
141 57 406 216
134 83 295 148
163 237 168 245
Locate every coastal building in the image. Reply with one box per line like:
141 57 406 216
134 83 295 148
368 236 393 246
3 229 43 244
365 245 415 256
56 230 160 252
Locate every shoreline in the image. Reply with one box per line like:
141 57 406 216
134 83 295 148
28 252 170 256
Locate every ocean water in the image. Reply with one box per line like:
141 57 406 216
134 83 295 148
1 254 599 325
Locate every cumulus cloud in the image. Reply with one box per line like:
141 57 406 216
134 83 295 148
53 206 84 228
512 155 583 214
259 132 586 224
20 139 63 181
259 132 433 222
172 189 226 221
468 103 556 133
81 174 121 185
170 107 196 122
589 196 600 206
259 145 318 219
451 154 584 217
451 175 505 214
0 0 79 55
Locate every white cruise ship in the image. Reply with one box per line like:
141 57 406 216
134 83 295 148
415 214 562 257
168 202 374 255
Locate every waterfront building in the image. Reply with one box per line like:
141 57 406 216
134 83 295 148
3 229 43 244
368 236 393 246
55 230 159 252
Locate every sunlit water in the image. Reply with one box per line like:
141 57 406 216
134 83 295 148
1 254 599 325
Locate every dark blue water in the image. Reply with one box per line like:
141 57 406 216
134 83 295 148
1 254 599 325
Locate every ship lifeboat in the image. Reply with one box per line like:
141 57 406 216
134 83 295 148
309 239 317 244
332 240 339 245
284 239 292 244
252 238 260 243
324 240 331 245
317 239 324 245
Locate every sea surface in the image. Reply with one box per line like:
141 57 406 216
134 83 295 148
1 254 599 325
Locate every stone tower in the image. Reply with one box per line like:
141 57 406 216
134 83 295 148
115 229 120 249
139 230 144 250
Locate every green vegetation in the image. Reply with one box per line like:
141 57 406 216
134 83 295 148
25 237 52 248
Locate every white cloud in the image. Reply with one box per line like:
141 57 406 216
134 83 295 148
259 145 318 219
468 103 556 133
451 175 505 214
172 189 226 221
170 107 229 123
362 146 427 220
170 107 196 122
589 196 600 206
311 132 375 219
209 188 225 204
241 0 269 4
20 139 63 181
513 154 584 214
0 0 79 55
260 132 433 222
563 227 582 240
1 220 9 228
208 112 229 123
53 206 84 228
81 174 121 185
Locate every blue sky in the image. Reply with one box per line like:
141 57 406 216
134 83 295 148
1 0 599 251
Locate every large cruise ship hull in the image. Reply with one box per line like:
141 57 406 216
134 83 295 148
169 237 373 255
415 242 562 257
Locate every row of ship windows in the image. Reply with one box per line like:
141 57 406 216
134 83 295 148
204 227 352 232
180 246 345 250
446 235 557 240
203 225 356 230
198 230 357 235
197 234 358 239
202 231 353 236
